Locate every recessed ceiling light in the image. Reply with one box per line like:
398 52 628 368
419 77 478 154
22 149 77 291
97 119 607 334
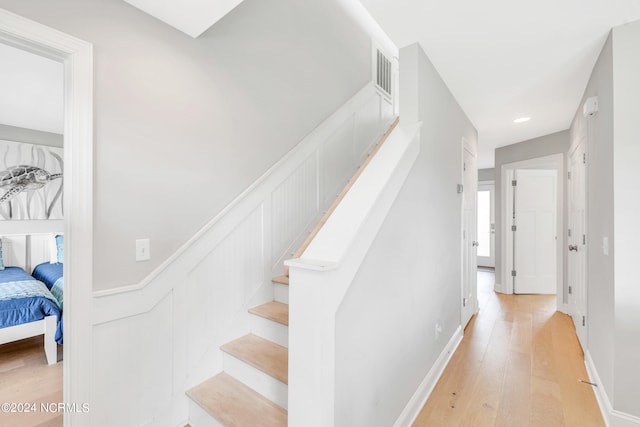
513 117 530 124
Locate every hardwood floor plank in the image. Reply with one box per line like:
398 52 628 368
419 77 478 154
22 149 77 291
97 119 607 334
495 350 532 427
531 375 565 427
0 336 62 427
551 316 604 427
458 320 511 427
413 271 604 427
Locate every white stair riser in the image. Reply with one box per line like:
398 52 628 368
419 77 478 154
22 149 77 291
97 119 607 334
188 399 224 427
250 314 289 348
222 353 288 409
274 283 289 304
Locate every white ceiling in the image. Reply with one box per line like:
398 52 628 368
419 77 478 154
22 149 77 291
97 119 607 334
359 0 640 168
0 43 64 135
122 0 245 38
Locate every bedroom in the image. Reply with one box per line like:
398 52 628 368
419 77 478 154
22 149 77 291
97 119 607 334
0 40 66 426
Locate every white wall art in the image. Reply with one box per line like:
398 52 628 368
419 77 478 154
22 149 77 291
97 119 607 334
0 139 63 220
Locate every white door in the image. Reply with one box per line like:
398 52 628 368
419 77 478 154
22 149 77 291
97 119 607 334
477 183 495 268
568 142 587 348
462 147 478 328
513 169 557 294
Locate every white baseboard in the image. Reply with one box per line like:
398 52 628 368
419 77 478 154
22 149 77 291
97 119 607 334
393 326 463 427
585 351 640 427
558 303 572 315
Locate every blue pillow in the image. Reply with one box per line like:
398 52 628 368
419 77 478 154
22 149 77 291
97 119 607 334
55 234 64 264
0 239 4 270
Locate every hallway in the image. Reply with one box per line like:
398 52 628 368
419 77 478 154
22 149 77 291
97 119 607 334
413 270 604 427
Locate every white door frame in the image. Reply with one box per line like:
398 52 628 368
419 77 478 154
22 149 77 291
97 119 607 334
500 154 564 310
567 139 588 349
0 9 94 426
461 138 478 328
477 181 495 268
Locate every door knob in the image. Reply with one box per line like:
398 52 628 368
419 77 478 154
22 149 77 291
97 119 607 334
569 245 578 252
472 241 479 247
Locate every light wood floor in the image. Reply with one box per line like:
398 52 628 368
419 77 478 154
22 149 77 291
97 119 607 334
0 336 63 427
0 272 605 427
414 270 604 427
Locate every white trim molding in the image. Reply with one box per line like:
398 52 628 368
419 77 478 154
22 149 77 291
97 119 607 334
585 351 640 427
394 326 463 427
0 8 94 426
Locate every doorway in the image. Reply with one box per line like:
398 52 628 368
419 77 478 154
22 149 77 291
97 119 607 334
513 169 557 294
501 154 564 302
477 182 495 268
0 9 94 425
0 39 65 424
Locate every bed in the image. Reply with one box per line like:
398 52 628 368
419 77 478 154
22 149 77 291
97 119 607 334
0 233 63 365
32 261 64 343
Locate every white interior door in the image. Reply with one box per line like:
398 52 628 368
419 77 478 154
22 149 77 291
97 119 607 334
477 183 495 267
513 169 557 294
568 142 587 349
462 147 477 328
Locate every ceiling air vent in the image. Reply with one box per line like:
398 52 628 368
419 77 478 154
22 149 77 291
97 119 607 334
376 49 392 97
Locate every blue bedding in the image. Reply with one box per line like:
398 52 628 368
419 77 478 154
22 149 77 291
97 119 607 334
32 262 63 290
32 262 64 343
0 267 63 344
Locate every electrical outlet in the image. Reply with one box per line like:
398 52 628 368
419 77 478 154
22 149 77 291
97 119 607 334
136 239 151 261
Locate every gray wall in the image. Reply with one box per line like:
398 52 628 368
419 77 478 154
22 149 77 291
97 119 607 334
0 123 63 147
494 130 569 290
478 168 494 182
570 32 615 404
570 23 640 417
611 22 640 417
0 0 372 290
334 43 477 426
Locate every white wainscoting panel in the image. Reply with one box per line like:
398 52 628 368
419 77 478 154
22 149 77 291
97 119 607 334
321 116 356 207
91 81 396 427
270 154 319 269
354 92 386 164
187 206 264 388
92 294 174 427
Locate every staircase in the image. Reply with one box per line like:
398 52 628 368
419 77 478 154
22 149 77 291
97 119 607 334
187 276 290 427
186 118 398 427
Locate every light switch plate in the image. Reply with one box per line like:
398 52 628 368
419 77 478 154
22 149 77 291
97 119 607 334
136 239 151 261
602 237 609 256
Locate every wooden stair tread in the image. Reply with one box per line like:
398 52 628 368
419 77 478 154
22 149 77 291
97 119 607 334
272 275 289 285
187 372 287 427
249 301 289 326
221 334 288 384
